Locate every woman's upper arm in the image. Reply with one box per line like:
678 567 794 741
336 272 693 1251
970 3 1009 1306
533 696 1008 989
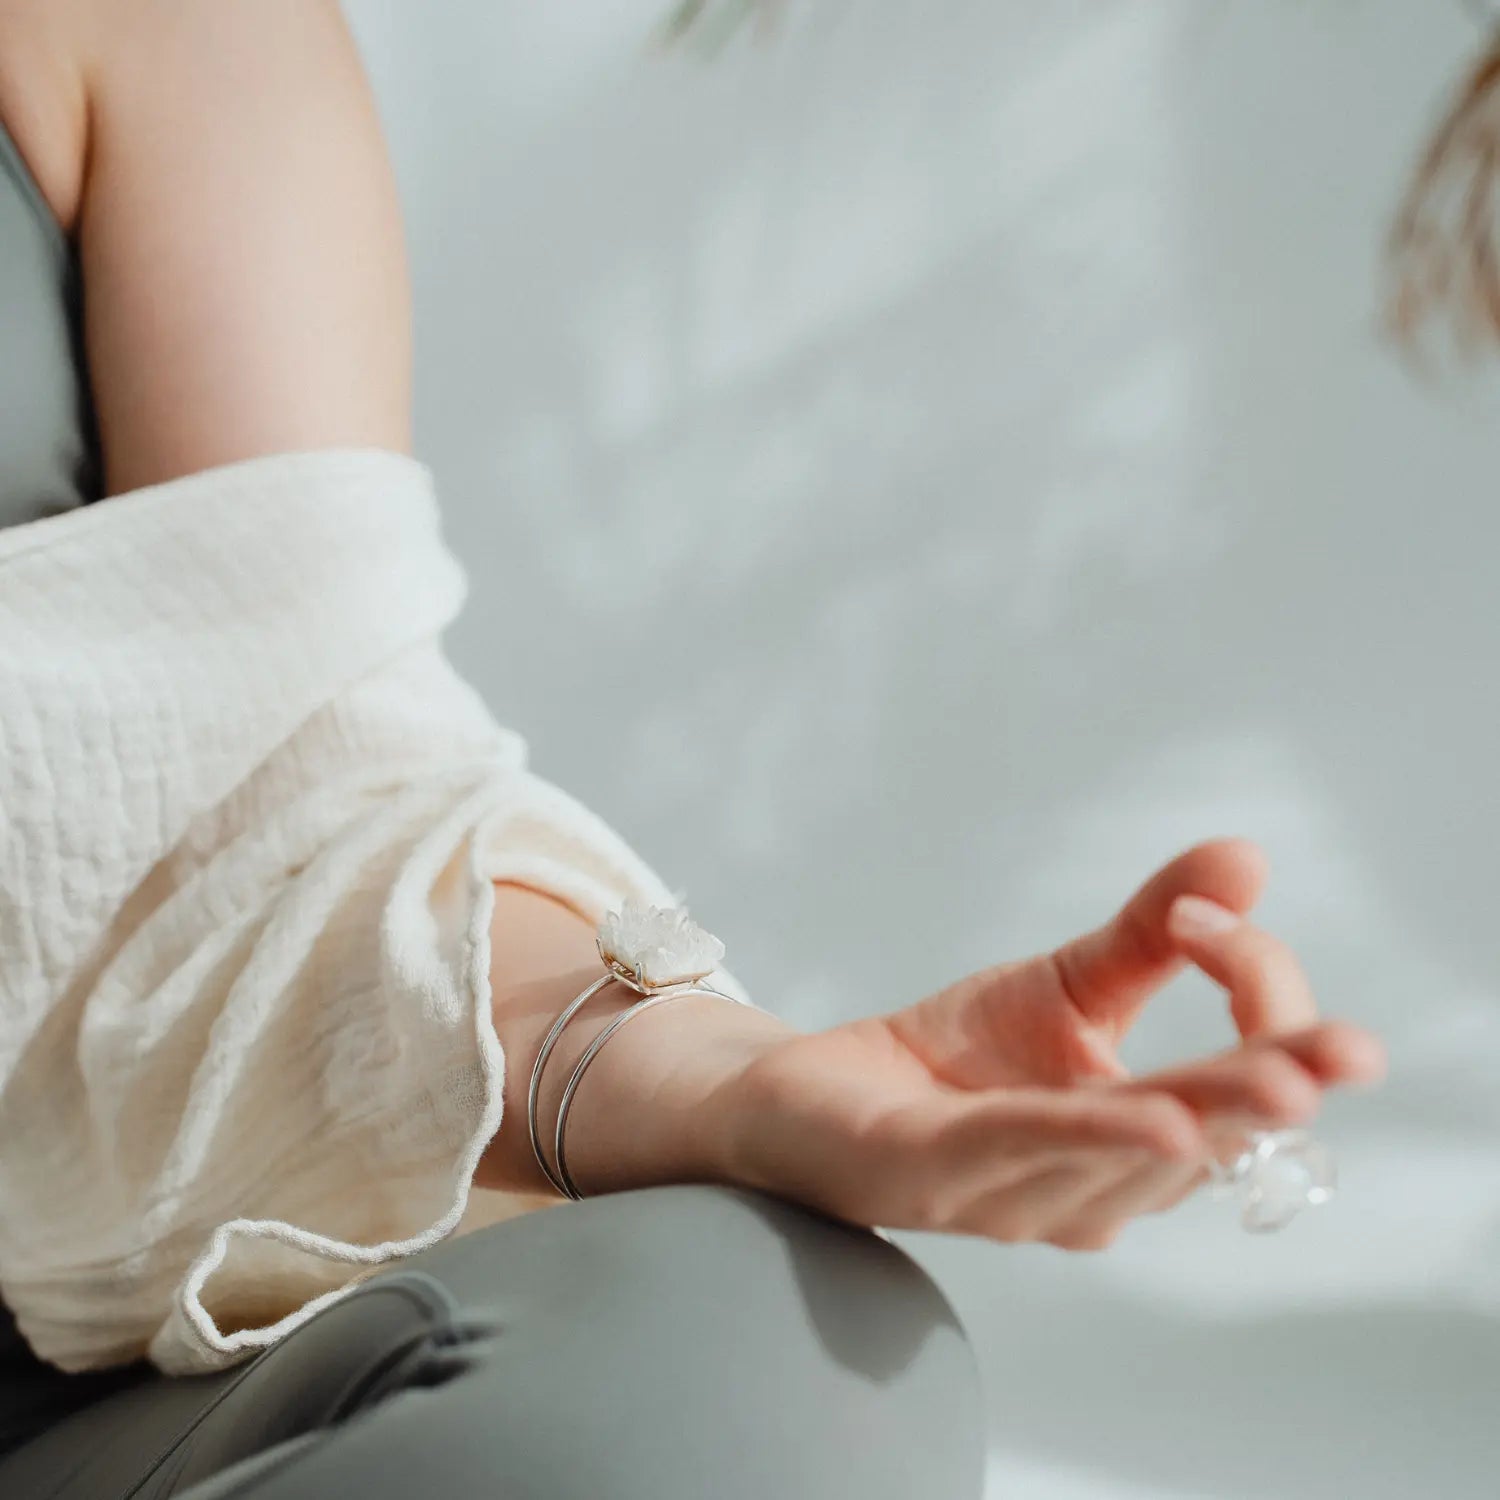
73 0 412 496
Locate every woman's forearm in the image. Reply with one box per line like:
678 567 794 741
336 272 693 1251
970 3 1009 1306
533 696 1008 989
470 845 1388 1254
473 881 795 1199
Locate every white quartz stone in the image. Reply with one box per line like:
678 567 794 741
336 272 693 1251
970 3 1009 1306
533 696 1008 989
597 899 726 988
1237 1130 1338 1233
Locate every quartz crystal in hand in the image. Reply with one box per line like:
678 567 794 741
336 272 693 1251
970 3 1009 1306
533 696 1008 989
597 900 726 991
1209 1128 1337 1233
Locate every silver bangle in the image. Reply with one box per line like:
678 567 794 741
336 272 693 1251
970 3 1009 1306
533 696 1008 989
527 971 618 1198
526 898 736 1199
553 980 735 1202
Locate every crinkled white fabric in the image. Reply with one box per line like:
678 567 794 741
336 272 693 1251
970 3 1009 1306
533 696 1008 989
0 446 748 1376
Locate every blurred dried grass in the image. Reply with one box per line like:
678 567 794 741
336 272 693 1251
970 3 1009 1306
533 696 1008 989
1387 34 1500 359
657 2 1500 361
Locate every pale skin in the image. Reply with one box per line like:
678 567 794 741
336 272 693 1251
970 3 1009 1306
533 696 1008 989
0 0 1387 1253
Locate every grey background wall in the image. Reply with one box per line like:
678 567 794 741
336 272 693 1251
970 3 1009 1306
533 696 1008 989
345 4 1499 1495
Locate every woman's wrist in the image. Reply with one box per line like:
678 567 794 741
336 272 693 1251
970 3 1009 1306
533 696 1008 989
556 989 794 1197
473 880 796 1199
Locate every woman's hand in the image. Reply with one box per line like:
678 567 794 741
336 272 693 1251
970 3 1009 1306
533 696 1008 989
711 837 1387 1250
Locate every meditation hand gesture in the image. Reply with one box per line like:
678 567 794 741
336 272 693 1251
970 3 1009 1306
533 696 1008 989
706 838 1387 1249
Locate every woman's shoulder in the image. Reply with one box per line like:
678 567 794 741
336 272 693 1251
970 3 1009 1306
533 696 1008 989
1 0 413 496
0 0 90 240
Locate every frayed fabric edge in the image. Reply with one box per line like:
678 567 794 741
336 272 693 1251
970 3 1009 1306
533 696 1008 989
154 845 506 1377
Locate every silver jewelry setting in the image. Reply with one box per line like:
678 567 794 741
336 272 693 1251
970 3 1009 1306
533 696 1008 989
528 902 735 1201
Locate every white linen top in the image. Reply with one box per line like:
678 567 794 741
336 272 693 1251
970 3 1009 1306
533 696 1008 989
0 447 748 1375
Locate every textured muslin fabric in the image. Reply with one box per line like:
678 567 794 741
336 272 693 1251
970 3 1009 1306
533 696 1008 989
0 445 750 1378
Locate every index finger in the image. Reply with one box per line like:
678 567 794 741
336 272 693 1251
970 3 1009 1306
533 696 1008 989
1164 895 1319 1037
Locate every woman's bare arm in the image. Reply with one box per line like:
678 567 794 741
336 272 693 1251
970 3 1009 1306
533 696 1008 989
69 0 412 494
33 0 795 1204
8 4 1385 1243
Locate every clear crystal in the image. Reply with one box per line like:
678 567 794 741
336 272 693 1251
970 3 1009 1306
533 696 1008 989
596 899 725 989
1211 1129 1337 1233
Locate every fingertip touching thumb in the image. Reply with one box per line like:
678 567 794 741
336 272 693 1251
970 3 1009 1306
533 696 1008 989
1165 894 1240 943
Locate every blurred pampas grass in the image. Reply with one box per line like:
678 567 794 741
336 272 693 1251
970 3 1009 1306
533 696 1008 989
656 0 1500 361
1387 29 1500 363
